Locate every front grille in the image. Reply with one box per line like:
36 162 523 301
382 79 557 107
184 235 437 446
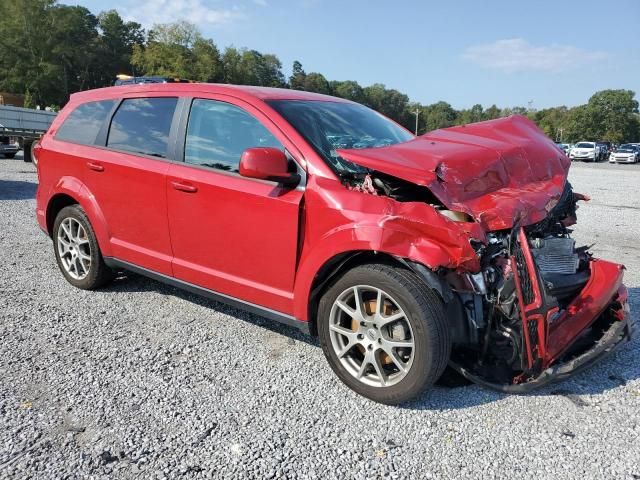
514 242 535 305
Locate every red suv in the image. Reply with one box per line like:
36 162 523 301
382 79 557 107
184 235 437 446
34 84 631 404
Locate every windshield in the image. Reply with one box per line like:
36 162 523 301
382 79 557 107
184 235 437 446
575 142 594 148
617 144 635 151
268 100 414 175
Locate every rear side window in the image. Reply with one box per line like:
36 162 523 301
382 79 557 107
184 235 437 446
56 100 116 145
184 99 282 172
107 97 177 158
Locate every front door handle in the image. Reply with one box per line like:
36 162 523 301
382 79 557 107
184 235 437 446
87 162 104 172
171 181 198 193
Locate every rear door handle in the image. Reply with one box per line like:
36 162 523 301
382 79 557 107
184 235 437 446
171 181 198 193
87 162 104 172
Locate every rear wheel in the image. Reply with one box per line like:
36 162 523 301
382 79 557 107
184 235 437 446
53 205 113 290
317 264 451 404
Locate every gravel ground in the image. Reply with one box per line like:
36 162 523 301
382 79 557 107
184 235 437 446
1 155 639 479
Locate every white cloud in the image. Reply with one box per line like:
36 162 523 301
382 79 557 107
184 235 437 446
462 38 607 73
122 0 244 28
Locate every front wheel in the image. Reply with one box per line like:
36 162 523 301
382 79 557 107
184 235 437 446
317 264 451 404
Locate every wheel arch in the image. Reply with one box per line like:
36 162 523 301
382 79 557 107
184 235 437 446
45 180 112 256
46 193 79 235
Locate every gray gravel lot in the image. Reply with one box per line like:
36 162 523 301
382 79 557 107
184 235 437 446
1 155 639 479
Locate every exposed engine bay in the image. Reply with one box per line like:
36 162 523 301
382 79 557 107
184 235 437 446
447 182 594 385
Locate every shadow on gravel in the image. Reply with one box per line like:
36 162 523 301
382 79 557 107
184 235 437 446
102 272 317 347
102 272 640 411
0 179 37 200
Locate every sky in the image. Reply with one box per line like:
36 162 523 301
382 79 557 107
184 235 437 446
64 0 640 109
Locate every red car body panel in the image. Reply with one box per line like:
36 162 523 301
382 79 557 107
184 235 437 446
545 259 625 363
35 84 629 389
166 164 303 313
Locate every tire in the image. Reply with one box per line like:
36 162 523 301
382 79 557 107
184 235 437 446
53 205 114 290
4 153 15 159
23 140 33 162
317 264 451 404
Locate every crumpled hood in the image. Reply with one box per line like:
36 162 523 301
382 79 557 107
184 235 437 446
337 115 570 231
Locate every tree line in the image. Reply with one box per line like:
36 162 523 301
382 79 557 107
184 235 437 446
1 1 638 142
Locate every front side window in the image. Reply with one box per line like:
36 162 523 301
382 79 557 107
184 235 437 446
56 100 116 145
184 99 283 172
107 97 177 158
267 100 414 175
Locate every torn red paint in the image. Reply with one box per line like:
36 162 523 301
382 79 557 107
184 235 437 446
337 115 570 230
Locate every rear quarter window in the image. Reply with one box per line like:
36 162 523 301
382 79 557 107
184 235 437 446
55 100 116 145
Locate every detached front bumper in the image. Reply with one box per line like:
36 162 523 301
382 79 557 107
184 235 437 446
451 305 632 393
451 234 633 392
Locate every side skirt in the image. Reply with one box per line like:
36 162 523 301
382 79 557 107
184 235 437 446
103 257 311 335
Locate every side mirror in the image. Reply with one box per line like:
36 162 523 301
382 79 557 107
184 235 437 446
239 147 300 186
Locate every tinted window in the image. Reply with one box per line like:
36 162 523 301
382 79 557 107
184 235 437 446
56 100 116 145
107 97 177 158
185 99 282 172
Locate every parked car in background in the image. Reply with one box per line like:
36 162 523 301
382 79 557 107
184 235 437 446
569 141 598 161
609 144 639 164
598 141 611 154
596 142 609 162
555 143 571 155
33 84 631 404
0 137 19 158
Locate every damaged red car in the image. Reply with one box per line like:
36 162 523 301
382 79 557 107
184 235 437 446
35 84 632 404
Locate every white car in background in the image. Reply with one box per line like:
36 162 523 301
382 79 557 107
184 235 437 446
609 144 639 164
569 142 598 161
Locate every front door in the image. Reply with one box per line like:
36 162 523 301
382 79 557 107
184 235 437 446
166 97 304 314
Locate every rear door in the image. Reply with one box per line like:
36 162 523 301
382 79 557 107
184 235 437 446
81 95 180 275
166 96 304 314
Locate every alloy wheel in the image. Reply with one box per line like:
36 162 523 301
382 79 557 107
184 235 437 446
57 217 91 280
329 285 415 387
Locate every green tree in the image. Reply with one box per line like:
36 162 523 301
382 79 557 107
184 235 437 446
131 21 198 78
584 89 639 142
0 0 105 106
421 101 457 132
289 60 306 90
363 84 409 124
531 106 569 141
457 104 484 125
192 37 223 82
303 72 331 94
94 10 144 86
484 104 502 120
220 48 284 86
332 80 365 103
562 106 591 142
23 88 35 108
